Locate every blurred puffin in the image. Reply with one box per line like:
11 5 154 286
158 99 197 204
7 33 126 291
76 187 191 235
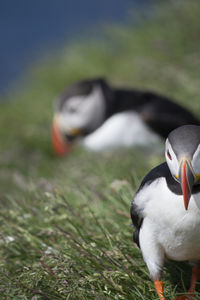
131 125 200 300
51 78 199 155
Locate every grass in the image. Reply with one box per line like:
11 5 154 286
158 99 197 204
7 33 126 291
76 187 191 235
0 0 200 299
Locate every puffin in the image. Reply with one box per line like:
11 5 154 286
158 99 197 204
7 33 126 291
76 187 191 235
131 125 200 300
51 78 199 155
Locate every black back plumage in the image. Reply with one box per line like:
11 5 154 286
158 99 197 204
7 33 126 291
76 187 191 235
112 89 200 138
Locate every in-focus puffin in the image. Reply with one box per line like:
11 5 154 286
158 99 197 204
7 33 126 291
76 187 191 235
51 78 199 155
131 125 200 300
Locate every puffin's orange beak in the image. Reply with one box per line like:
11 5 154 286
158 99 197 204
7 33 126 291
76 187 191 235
51 121 73 156
179 159 195 210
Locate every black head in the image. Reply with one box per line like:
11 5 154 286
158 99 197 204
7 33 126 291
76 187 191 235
166 125 200 210
168 125 200 159
55 77 112 112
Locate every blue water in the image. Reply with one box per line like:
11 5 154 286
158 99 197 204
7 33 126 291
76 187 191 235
0 0 147 94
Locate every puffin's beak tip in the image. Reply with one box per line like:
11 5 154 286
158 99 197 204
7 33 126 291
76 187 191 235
184 203 189 211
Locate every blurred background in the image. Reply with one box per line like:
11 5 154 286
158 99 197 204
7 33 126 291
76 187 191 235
0 1 200 298
0 0 150 95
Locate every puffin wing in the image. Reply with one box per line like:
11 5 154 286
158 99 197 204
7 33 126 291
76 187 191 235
140 92 199 138
131 162 170 248
130 200 143 248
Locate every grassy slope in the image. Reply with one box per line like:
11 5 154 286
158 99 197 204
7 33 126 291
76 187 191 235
0 1 200 299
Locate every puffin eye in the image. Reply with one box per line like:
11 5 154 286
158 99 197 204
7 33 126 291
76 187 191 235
68 107 77 113
167 150 172 160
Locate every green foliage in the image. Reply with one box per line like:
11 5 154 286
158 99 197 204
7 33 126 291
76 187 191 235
0 0 200 299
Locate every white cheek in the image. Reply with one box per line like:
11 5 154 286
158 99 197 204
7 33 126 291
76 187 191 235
80 101 96 124
192 145 200 174
79 86 106 130
165 139 179 177
166 157 179 177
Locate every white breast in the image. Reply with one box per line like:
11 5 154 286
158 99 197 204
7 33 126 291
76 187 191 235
82 111 161 151
136 178 200 262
